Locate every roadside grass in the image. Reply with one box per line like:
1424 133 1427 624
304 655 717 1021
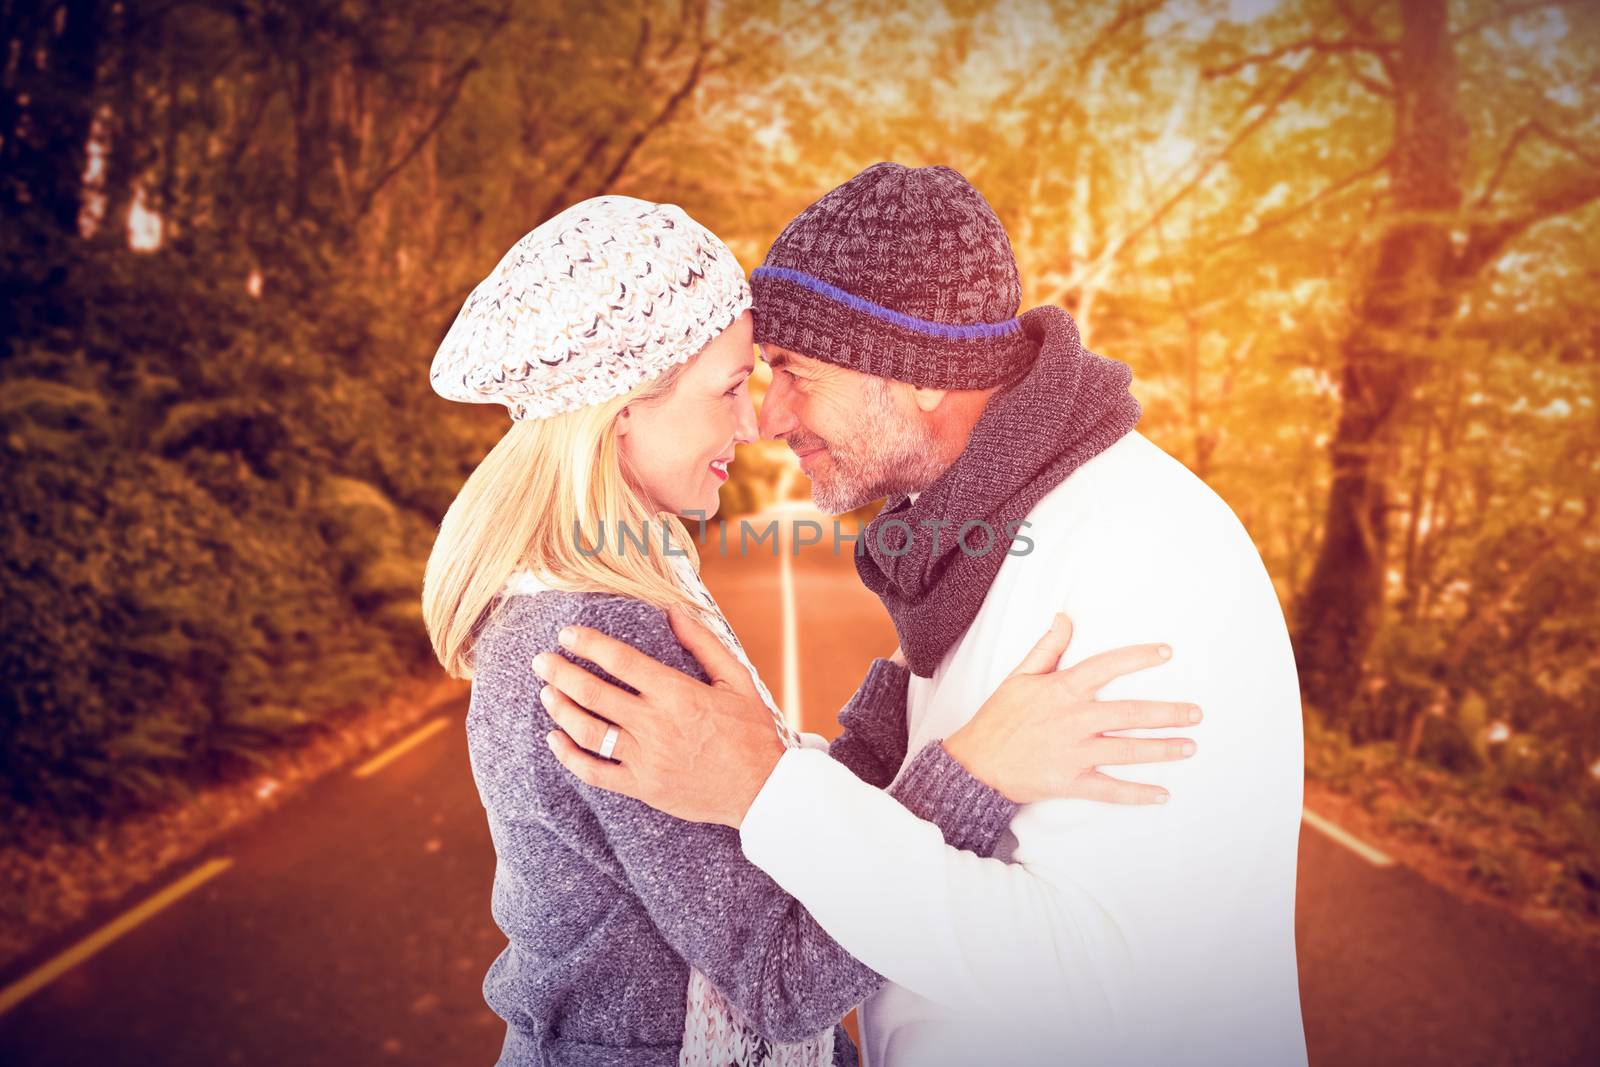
1305 711 1600 945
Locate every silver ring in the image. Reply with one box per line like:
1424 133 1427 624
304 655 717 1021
597 725 620 761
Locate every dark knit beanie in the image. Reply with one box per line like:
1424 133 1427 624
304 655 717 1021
750 162 1034 390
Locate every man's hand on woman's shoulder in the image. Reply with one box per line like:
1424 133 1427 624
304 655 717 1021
534 605 786 829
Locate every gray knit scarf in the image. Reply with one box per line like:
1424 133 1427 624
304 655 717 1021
855 306 1142 677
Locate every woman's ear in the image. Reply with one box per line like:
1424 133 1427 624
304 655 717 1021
615 405 633 437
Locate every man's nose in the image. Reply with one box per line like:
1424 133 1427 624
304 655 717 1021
758 376 796 440
733 390 758 445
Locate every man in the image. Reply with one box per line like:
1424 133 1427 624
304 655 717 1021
543 163 1307 1065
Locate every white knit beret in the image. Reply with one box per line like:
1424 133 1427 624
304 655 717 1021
430 195 752 421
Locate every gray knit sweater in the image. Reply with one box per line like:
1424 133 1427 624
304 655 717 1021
465 590 1019 1065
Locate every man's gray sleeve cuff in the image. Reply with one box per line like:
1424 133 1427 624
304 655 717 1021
854 657 911 708
887 740 1018 857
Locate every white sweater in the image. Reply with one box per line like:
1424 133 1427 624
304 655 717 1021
740 431 1307 1067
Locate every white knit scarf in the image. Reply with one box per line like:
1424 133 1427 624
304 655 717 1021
665 552 836 1067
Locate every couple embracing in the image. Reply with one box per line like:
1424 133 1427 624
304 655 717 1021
422 163 1307 1066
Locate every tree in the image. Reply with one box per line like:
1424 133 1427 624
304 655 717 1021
1287 0 1600 716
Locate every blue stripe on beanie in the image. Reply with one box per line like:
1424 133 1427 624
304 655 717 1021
752 266 1023 341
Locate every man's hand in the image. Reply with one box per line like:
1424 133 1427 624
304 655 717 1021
943 614 1202 805
533 606 787 828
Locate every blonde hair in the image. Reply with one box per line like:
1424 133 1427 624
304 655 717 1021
422 362 709 679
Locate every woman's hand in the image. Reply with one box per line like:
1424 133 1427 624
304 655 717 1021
942 614 1201 806
534 607 787 828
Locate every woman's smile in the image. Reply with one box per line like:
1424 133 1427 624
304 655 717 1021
614 310 757 516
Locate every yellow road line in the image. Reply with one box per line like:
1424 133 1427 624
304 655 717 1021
0 857 234 1017
1303 807 1395 867
353 717 450 778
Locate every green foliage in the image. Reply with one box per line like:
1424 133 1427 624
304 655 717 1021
1466 841 1532 899
2 0 1595 866
1307 707 1600 921
0 248 451 817
0 396 424 814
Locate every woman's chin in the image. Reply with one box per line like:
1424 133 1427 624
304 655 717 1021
675 494 722 522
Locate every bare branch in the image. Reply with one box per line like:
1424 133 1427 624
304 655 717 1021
1474 118 1600 209
1201 34 1393 80
1337 51 1394 97
1442 504 1595 670
1527 120 1600 171
1073 0 1170 64
352 1 513 219
1330 0 1399 82
631 16 652 70
1458 172 1600 280
703 0 835 76
537 130 614 222
1476 121 1539 209
657 0 689 61
1209 151 1392 252
1450 0 1584 41
536 0 714 218
221 77 276 180
1330 0 1381 35
354 58 479 219
1043 59 1324 305
594 33 709 192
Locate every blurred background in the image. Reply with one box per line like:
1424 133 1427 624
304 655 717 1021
2 0 1598 1063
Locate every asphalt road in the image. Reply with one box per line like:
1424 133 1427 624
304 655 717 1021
3 518 1599 1066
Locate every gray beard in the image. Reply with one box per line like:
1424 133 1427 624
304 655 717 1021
808 380 947 513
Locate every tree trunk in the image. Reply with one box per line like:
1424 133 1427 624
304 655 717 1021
1292 0 1467 718
0 0 103 236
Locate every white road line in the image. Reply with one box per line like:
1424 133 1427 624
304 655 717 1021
778 535 803 731
1303 807 1395 867
353 717 449 778
0 857 235 1017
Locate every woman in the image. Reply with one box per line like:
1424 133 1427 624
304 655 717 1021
422 196 1197 1065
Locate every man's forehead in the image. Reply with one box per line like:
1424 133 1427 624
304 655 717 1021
757 343 825 369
